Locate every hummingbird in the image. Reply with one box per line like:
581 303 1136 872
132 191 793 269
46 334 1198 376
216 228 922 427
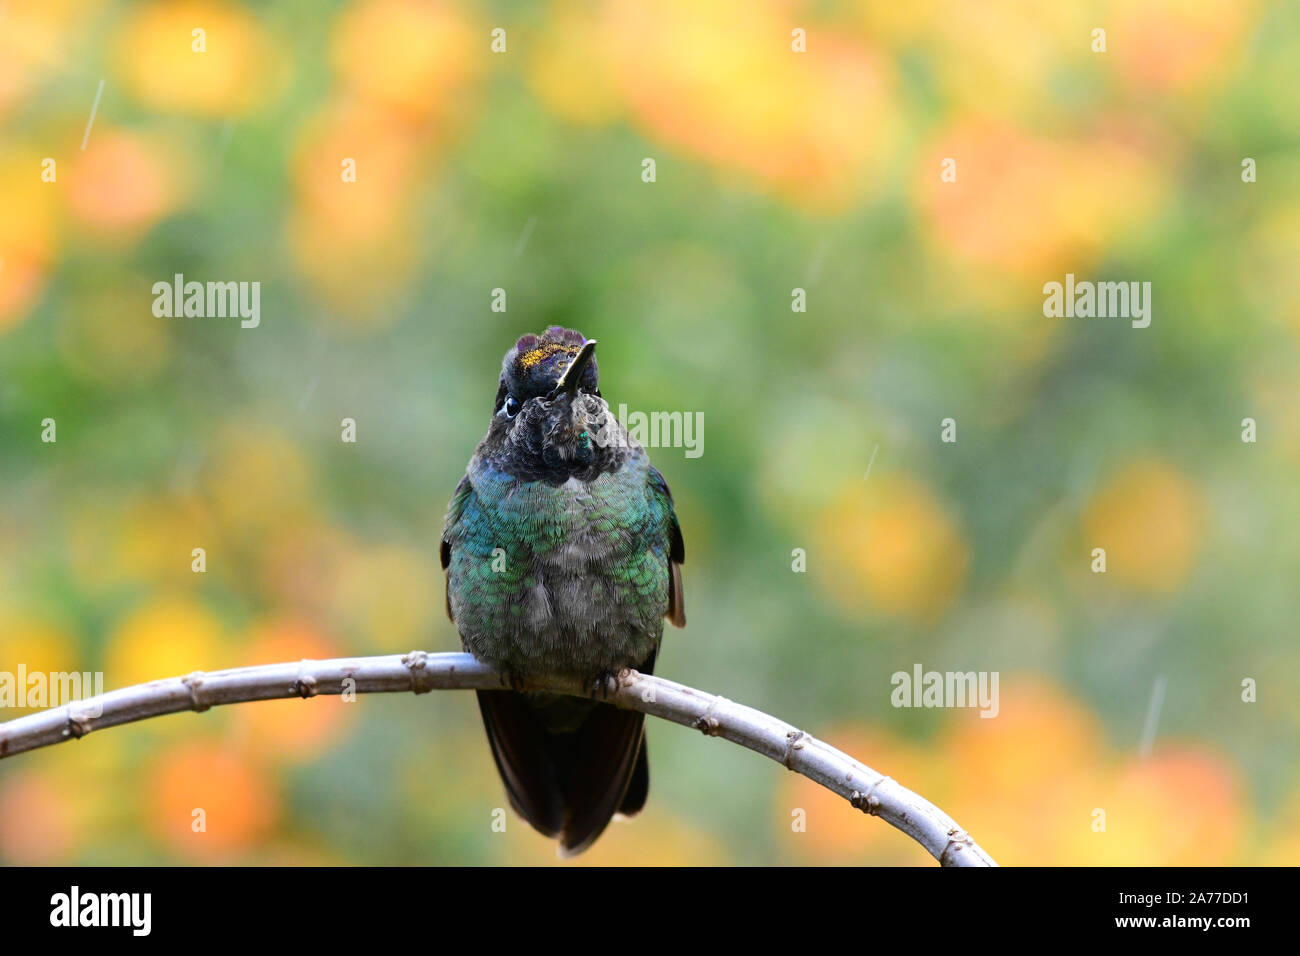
441 326 685 855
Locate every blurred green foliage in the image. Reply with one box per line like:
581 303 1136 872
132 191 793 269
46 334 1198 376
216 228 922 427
1 0 1299 864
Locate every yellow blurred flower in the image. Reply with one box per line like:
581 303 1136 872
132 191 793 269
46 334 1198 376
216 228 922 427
1081 456 1204 594
815 474 969 623
1242 199 1300 339
528 1 623 126
331 0 481 123
599 0 901 212
107 598 226 687
0 149 59 331
1249 361 1300 469
56 279 174 386
0 616 79 673
202 424 315 538
145 739 277 860
67 493 129 593
113 0 284 116
851 0 938 47
1258 785 1300 865
287 205 423 320
0 616 80 712
0 0 106 116
1086 749 1244 865
921 0 1093 120
330 543 440 650
112 495 214 587
68 490 216 596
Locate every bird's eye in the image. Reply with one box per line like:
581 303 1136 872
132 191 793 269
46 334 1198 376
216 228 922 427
504 396 521 418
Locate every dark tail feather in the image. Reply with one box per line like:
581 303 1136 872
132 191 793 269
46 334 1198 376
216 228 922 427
558 707 646 856
619 736 649 816
598 648 656 829
477 651 658 855
475 690 565 838
561 648 657 851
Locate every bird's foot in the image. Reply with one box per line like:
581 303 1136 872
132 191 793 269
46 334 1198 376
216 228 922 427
589 668 631 701
496 668 526 693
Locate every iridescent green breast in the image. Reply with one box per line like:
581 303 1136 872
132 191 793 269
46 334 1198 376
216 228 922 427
444 449 673 676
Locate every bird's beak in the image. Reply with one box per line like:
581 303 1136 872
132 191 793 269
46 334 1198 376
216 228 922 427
554 339 597 398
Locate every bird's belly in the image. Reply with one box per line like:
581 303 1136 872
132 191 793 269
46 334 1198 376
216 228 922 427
452 548 665 676
450 467 669 678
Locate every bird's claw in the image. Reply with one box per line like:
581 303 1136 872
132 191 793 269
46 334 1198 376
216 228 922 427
589 671 616 701
589 668 630 701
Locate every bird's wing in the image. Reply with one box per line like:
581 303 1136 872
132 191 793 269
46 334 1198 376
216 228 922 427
648 466 685 628
440 474 472 623
443 474 573 837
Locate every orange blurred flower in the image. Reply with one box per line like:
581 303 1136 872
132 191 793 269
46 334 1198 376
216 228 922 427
594 0 901 212
1088 749 1244 865
918 119 1167 277
230 619 353 761
65 128 189 240
944 678 1107 794
781 726 938 865
942 678 1109 865
286 100 427 319
0 772 81 863
1111 0 1258 95
145 740 278 859
292 102 423 239
787 679 1253 866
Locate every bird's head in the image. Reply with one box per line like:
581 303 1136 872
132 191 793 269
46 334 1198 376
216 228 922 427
481 326 621 481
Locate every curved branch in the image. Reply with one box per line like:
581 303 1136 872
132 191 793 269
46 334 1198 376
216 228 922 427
0 651 997 867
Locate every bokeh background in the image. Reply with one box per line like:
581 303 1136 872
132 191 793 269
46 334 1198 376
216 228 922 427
2 0 1299 865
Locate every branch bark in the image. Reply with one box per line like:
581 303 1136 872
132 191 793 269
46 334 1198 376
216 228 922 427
0 651 997 867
